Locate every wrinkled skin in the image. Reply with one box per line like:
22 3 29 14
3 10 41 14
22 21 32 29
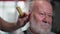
0 13 30 32
29 0 53 34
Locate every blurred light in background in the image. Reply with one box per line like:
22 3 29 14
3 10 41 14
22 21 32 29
0 0 30 34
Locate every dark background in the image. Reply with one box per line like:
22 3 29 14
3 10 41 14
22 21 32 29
51 0 60 34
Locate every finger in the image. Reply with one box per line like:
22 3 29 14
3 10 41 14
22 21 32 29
17 19 24 27
23 12 31 21
23 15 29 23
18 12 30 18
24 12 31 16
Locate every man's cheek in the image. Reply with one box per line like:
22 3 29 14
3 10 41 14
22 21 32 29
49 19 52 25
34 15 39 21
35 14 43 21
47 18 52 24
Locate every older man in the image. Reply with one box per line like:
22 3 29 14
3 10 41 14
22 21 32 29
25 0 55 34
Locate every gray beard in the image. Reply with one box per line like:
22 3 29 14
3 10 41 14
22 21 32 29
30 16 52 34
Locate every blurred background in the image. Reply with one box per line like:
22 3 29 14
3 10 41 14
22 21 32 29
0 0 30 34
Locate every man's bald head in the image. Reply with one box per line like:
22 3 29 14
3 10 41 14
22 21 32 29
30 0 52 12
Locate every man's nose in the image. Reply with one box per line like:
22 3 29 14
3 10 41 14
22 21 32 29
42 16 48 23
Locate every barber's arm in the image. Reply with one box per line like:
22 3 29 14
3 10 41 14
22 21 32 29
0 13 29 32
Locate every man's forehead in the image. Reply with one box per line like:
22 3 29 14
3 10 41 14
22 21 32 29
30 1 52 12
30 1 52 8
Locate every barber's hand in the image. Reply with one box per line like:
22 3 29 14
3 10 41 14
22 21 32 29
17 12 30 27
0 12 30 32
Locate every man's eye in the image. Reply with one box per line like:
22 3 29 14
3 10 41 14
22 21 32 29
39 13 44 15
